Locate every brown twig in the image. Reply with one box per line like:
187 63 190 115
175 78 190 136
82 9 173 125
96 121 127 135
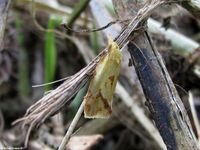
63 19 130 33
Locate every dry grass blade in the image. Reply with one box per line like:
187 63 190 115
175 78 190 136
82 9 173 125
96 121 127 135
14 0 168 147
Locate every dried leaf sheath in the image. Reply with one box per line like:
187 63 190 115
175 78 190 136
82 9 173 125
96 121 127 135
84 38 122 118
12 49 108 147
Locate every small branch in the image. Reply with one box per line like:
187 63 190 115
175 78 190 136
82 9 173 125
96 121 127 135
58 102 84 150
58 82 89 150
90 0 121 38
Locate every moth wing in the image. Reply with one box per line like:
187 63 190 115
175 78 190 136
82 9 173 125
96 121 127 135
84 39 122 118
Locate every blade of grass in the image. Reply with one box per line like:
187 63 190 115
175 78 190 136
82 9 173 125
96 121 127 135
66 0 91 28
69 81 89 117
15 17 30 97
44 15 62 91
90 23 100 54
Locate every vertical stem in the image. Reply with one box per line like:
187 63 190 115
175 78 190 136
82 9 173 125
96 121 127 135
58 82 89 150
58 102 84 150
67 0 91 27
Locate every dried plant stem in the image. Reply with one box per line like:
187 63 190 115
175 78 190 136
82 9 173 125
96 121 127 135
58 82 89 150
58 102 84 150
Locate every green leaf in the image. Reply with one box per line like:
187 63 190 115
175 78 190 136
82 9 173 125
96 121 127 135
15 16 30 97
44 15 62 91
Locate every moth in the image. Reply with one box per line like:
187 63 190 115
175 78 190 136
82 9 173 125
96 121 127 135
84 38 122 118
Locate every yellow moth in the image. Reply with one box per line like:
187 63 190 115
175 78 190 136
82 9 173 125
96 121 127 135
84 37 122 118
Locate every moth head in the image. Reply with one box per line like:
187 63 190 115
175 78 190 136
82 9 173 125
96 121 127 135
107 37 119 53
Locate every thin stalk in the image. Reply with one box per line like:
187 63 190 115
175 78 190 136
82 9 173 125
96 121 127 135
58 82 89 150
67 0 90 27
